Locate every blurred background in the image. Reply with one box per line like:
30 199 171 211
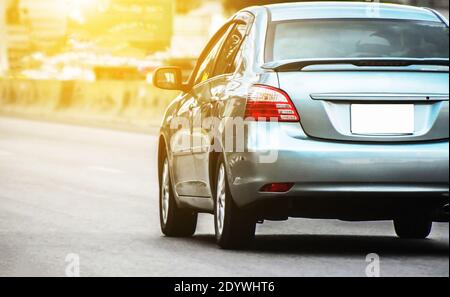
0 0 448 129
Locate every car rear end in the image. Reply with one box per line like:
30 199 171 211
226 4 449 222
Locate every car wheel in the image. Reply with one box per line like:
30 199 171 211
159 156 197 237
394 214 432 240
214 156 256 249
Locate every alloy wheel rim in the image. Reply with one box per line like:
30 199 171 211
216 164 226 236
161 159 170 225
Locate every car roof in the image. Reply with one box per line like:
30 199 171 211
251 1 442 23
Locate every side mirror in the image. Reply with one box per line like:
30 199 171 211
153 67 184 91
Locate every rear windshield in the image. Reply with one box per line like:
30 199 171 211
266 19 449 61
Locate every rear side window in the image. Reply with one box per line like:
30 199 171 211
266 19 449 61
194 26 233 85
214 24 247 76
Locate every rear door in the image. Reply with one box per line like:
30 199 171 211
177 23 236 197
171 23 232 197
191 20 251 197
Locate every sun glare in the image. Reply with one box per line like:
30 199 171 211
64 0 104 23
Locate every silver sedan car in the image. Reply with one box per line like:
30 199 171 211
154 2 449 249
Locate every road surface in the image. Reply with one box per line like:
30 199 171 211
0 117 448 277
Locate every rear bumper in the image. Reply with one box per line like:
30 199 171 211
225 123 449 219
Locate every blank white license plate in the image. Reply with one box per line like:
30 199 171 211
351 104 415 135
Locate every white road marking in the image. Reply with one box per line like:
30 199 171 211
88 166 124 174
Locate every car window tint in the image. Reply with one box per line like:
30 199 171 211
268 19 449 61
214 24 247 76
194 27 232 85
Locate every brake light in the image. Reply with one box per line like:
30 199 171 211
245 85 299 122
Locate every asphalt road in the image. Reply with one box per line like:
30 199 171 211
0 117 448 277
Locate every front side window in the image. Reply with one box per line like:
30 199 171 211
266 19 449 61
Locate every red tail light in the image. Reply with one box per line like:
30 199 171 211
245 85 300 122
260 183 294 193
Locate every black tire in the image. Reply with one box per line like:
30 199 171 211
214 156 256 249
394 214 432 240
159 155 197 237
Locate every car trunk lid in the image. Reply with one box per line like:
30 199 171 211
275 68 449 142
